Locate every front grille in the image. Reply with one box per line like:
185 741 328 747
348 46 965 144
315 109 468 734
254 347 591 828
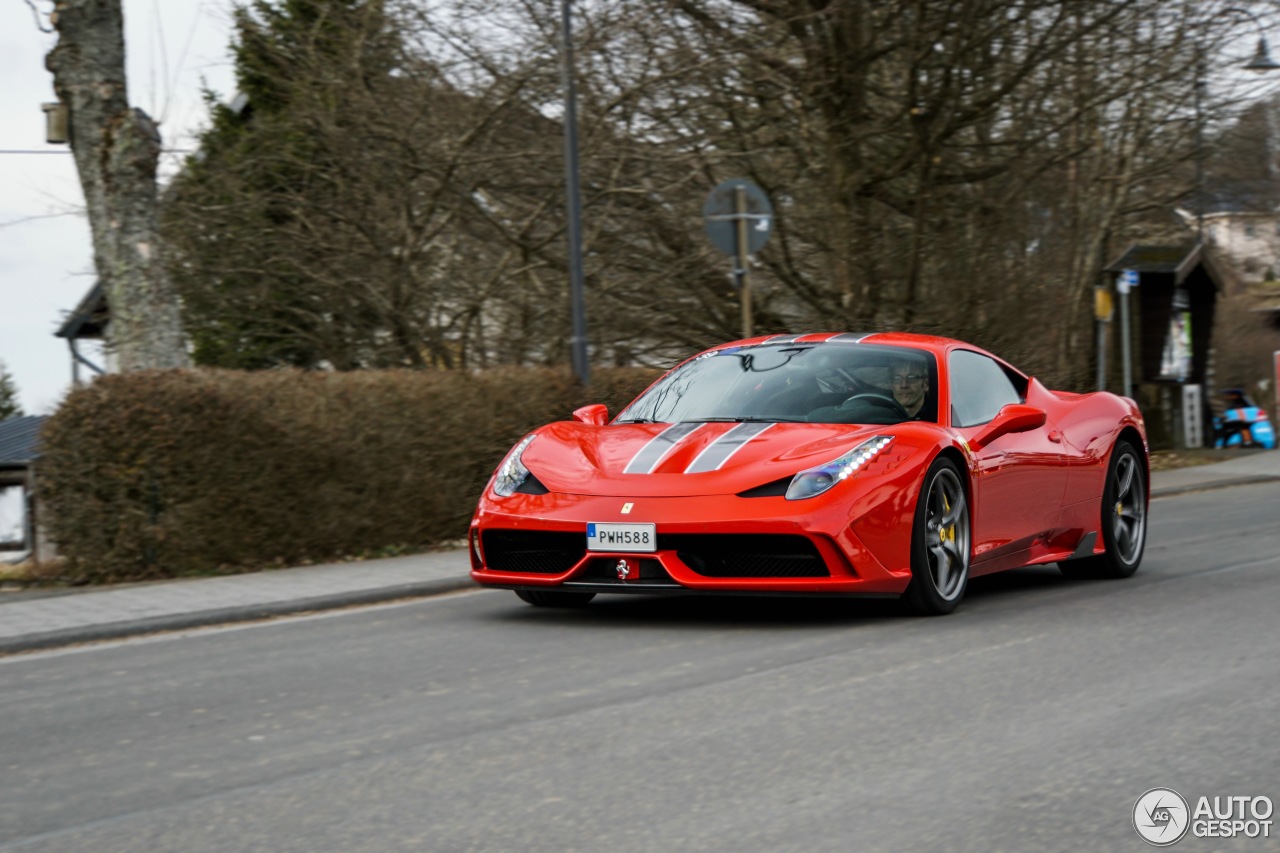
481 529 584 574
658 533 829 578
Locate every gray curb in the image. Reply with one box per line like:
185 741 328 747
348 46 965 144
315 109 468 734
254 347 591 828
1151 475 1280 499
0 577 477 655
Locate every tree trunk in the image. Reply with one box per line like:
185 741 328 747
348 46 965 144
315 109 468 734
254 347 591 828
46 0 189 371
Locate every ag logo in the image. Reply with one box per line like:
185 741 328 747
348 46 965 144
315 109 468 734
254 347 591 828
1134 788 1190 846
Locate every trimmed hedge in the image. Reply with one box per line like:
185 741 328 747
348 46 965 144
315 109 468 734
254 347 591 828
38 367 660 582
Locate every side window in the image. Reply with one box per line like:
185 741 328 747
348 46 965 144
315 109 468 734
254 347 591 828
948 350 1023 427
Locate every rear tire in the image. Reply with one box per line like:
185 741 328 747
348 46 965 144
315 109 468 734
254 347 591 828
1060 439 1146 579
515 589 596 608
903 457 971 615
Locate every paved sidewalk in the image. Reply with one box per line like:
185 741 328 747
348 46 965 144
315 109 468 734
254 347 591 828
1148 447 1280 497
0 550 474 654
1 449 1277 654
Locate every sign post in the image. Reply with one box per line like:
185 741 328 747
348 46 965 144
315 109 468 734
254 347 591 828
1117 269 1139 398
1274 350 1280 420
1094 285 1113 391
734 185 752 337
704 179 773 339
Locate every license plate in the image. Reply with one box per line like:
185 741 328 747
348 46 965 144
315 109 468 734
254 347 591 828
586 522 657 552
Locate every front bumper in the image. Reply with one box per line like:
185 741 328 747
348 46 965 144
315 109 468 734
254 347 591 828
470 491 913 596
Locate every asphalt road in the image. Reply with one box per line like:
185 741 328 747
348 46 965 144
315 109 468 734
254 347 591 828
2 484 1278 853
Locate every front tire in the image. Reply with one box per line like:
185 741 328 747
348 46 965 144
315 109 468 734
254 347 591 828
903 457 971 615
1060 439 1146 579
515 589 596 608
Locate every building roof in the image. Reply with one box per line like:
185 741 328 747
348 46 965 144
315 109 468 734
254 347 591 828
1105 243 1204 278
1194 180 1280 216
55 281 108 341
1103 242 1228 291
0 416 47 467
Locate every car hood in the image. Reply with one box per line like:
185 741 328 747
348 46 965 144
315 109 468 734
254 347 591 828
520 420 901 497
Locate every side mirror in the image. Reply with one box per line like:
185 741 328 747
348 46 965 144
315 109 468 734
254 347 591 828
970 404 1046 450
572 403 609 426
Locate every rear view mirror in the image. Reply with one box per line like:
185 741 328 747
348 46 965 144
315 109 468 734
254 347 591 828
572 404 609 426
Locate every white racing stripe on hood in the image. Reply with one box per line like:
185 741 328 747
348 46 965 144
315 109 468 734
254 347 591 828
684 422 776 473
623 422 706 474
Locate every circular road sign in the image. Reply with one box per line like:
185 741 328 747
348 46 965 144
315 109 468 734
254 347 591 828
703 179 773 256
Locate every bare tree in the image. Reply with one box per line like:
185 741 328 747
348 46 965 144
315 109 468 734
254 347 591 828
546 0 1268 383
45 0 189 371
163 0 1276 387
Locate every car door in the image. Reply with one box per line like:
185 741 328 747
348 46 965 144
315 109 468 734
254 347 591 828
946 349 1068 565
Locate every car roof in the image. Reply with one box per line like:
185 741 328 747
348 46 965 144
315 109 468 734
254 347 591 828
705 331 972 358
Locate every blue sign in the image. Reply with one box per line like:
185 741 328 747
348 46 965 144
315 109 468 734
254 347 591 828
1118 269 1140 294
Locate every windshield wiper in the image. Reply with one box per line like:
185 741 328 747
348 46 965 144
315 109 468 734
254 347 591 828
614 417 657 424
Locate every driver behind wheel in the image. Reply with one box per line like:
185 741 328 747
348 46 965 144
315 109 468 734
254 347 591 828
889 358 929 419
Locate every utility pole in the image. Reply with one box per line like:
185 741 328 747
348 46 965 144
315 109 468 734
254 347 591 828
560 0 589 387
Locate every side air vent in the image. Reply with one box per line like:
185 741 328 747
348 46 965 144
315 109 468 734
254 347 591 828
515 474 550 494
737 477 792 498
658 533 829 577
480 529 583 573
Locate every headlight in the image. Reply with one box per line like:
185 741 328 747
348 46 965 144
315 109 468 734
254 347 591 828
493 434 538 497
785 436 893 500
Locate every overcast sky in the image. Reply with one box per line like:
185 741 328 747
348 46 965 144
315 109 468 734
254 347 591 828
0 0 236 415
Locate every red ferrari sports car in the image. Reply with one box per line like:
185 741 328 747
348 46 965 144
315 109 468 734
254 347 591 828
469 332 1148 614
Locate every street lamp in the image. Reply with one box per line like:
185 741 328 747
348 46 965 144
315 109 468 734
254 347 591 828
1244 33 1280 71
1195 7 1280 244
560 0 590 388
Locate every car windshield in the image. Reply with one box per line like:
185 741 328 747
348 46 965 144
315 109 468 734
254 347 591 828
617 343 938 425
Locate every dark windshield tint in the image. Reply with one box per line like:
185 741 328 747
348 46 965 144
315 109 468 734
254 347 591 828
617 344 938 425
